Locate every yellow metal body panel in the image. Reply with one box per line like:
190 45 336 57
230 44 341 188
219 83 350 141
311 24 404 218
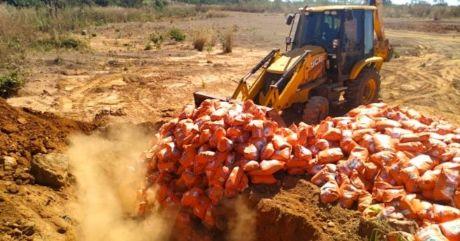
349 57 384 80
301 5 377 12
236 47 327 111
267 46 325 74
267 55 299 74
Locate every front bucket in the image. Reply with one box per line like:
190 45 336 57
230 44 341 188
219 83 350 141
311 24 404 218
193 91 226 107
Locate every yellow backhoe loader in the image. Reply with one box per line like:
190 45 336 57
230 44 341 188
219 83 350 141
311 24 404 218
194 0 392 125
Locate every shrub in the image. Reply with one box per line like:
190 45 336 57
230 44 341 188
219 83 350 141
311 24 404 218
169 28 186 42
220 29 233 53
33 36 87 51
191 29 216 52
0 71 23 98
149 32 163 49
144 43 152 50
193 36 206 51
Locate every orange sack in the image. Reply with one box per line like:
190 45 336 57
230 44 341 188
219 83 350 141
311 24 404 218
374 118 402 131
317 148 344 164
432 204 460 223
250 174 277 184
320 180 340 203
370 150 397 167
373 134 395 152
339 179 360 209
440 218 460 241
396 141 426 153
455 189 460 209
415 225 448 241
400 166 420 193
261 142 275 160
418 169 441 191
311 164 337 186
433 168 460 203
406 154 435 175
250 159 285 176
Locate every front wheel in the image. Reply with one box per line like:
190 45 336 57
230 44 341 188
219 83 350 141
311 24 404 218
302 96 329 124
344 68 381 108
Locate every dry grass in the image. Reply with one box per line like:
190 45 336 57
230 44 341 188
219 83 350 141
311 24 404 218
192 29 216 52
220 29 233 54
0 4 203 74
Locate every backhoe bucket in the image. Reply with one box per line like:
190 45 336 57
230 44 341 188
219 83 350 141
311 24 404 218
193 91 286 127
193 91 226 107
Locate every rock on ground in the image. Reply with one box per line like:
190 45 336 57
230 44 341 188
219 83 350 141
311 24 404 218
31 153 69 189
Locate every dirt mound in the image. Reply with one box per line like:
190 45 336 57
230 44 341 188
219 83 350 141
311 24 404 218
169 177 364 241
251 177 363 241
0 97 95 182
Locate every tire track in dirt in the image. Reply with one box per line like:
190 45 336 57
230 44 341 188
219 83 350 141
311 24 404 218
381 30 460 124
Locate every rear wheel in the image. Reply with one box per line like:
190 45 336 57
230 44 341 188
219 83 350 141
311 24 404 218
344 68 381 108
302 96 329 124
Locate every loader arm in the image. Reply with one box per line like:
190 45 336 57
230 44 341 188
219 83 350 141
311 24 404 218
232 49 281 100
372 0 392 62
261 50 311 110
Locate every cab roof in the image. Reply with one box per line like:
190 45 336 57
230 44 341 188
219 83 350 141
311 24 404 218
300 5 377 12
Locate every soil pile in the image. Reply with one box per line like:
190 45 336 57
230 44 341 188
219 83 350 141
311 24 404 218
0 97 95 182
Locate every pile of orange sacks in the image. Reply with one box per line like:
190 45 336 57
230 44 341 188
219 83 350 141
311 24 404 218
138 99 460 240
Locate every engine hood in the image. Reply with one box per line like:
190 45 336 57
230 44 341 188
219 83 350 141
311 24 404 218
266 45 325 74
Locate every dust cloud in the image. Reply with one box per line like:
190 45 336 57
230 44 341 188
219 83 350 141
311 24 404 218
67 125 173 241
228 196 256 241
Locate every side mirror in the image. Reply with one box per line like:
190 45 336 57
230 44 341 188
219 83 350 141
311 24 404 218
285 36 292 45
286 14 294 25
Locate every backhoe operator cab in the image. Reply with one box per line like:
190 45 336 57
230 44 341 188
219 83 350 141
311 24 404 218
194 1 392 125
290 6 382 81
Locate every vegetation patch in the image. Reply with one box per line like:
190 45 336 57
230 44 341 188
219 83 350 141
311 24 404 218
33 36 87 51
0 71 24 98
169 28 186 42
149 32 164 49
220 29 233 53
191 29 216 52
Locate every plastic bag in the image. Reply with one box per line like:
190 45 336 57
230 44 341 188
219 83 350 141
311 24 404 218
415 225 448 241
400 166 420 193
418 169 441 191
357 191 373 212
293 145 312 161
243 144 258 160
249 160 285 176
439 218 460 241
396 141 426 153
406 154 435 175
250 174 277 184
339 179 360 208
432 204 460 223
375 118 402 131
320 180 340 203
370 150 397 167
318 148 344 164
433 168 459 202
372 181 406 203
311 164 337 186
322 127 342 142
373 134 395 152
455 189 460 209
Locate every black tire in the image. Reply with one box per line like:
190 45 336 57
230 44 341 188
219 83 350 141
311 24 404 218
344 67 381 108
302 96 329 124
